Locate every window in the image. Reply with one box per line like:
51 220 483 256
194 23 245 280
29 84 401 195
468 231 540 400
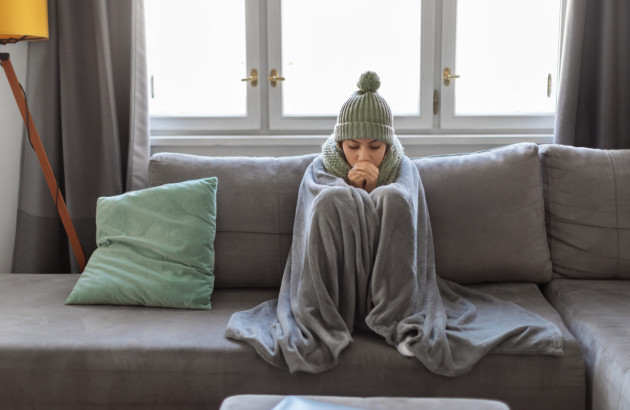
440 0 563 129
145 0 564 136
146 0 261 132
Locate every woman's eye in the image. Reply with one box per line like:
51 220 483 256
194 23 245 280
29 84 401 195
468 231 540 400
369 145 382 150
348 145 359 150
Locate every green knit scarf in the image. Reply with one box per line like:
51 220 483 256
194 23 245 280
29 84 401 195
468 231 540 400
321 136 404 187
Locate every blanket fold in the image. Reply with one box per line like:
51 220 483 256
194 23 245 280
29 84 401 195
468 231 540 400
225 156 563 376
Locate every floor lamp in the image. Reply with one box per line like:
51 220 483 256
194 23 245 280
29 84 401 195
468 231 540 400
1 0 86 271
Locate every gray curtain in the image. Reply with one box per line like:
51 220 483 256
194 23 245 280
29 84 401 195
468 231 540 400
12 0 149 273
554 0 630 148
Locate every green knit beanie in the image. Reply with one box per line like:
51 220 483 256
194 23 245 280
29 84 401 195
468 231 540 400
334 71 394 145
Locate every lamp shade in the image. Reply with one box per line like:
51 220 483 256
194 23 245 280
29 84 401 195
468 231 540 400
0 0 49 44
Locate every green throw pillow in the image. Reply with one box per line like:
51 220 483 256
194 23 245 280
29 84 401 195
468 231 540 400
66 177 218 310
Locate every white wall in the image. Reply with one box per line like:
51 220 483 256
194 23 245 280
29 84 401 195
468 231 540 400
0 43 27 272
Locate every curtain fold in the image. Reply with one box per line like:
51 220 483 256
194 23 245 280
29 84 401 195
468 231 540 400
554 0 630 148
12 0 149 273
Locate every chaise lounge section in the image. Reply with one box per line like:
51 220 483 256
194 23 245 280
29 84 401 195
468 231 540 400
540 144 630 410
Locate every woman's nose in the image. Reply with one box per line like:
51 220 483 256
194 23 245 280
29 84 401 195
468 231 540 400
358 147 370 161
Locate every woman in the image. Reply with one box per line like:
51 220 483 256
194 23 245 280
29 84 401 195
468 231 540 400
225 72 563 375
320 71 403 193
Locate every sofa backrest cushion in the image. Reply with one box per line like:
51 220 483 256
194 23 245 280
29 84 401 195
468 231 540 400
540 144 630 279
150 152 317 288
413 143 553 284
150 143 551 288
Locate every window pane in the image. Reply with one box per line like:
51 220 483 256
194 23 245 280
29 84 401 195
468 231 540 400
454 0 562 115
281 0 421 116
145 0 247 116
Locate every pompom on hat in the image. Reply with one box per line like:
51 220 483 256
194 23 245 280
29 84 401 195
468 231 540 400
334 71 395 145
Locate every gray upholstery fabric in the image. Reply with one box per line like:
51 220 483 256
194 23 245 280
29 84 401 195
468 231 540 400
149 145 552 287
540 144 630 279
0 274 584 410
12 0 149 273
544 279 630 410
220 395 511 410
149 153 318 288
412 143 553 284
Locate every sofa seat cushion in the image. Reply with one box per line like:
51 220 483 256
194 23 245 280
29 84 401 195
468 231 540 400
0 274 583 410
544 279 630 410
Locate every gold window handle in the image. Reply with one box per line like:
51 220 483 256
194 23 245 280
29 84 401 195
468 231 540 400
442 67 460 86
268 69 285 87
241 68 258 87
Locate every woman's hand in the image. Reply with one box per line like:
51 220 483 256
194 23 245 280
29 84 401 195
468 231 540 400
347 160 379 192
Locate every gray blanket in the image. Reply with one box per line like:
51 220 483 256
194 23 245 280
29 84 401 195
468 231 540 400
225 156 563 376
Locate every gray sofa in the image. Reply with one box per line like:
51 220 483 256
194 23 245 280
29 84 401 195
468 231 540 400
0 142 627 410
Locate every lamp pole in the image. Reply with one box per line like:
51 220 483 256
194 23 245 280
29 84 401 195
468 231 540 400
1 52 86 271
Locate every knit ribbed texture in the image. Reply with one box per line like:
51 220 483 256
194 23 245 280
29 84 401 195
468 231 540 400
321 136 404 187
334 71 394 145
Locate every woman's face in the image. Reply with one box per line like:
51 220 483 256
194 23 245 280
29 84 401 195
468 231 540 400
342 139 388 168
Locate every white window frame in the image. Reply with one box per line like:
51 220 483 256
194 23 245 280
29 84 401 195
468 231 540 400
148 0 262 136
438 0 562 131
